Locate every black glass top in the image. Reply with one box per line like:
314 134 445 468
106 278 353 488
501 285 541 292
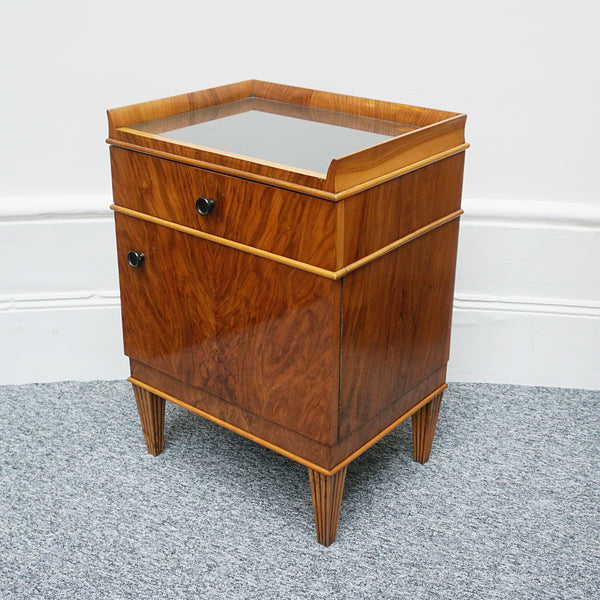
129 98 416 174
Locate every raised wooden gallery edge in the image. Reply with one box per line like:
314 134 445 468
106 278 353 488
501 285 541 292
107 80 468 197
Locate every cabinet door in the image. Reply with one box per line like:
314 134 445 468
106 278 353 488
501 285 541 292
115 213 340 444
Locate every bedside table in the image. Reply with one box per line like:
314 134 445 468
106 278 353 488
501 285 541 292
106 80 468 546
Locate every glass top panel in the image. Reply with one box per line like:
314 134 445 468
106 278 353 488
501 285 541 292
129 98 417 174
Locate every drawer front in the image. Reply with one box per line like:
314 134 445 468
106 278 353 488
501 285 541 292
110 146 337 271
115 212 340 445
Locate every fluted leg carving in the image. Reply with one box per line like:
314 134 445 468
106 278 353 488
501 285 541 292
132 384 165 456
412 391 443 464
308 466 347 546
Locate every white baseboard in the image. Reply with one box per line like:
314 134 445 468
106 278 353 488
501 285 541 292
451 199 599 389
0 305 129 384
1 195 598 389
461 197 600 228
0 194 110 221
448 299 600 389
0 195 123 384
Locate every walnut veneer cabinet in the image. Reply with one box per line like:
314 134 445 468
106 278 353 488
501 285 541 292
107 80 468 546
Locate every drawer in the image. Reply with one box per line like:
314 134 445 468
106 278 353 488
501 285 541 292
110 146 337 271
114 212 340 445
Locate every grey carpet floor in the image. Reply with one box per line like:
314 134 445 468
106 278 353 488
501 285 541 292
0 380 598 599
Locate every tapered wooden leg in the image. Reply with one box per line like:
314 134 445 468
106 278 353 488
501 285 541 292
132 384 165 456
308 466 347 546
412 391 443 464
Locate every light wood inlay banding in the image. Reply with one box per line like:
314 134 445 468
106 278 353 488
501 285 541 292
108 80 468 197
111 204 462 280
128 377 447 475
107 137 468 200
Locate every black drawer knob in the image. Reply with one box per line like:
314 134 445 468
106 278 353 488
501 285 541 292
127 250 145 269
196 196 215 216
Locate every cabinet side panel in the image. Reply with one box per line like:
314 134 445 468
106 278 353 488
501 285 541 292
340 219 460 438
115 213 340 445
343 152 465 265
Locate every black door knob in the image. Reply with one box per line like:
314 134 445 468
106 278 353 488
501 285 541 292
196 196 215 216
127 250 145 268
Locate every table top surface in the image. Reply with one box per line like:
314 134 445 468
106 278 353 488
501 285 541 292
129 98 416 174
107 80 467 197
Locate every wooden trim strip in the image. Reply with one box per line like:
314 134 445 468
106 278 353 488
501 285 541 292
107 80 255 134
107 137 468 201
111 204 335 278
111 205 463 280
251 80 460 126
128 377 448 476
338 210 464 277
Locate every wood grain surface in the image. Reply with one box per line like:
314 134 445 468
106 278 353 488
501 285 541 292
252 81 458 126
107 80 254 134
107 80 467 196
413 390 443 464
110 147 337 270
342 152 465 264
327 116 466 193
129 364 448 474
330 376 447 472
309 466 347 546
339 219 460 438
129 361 334 470
115 212 341 445
132 383 165 456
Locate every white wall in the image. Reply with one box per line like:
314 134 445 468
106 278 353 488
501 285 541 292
1 1 599 388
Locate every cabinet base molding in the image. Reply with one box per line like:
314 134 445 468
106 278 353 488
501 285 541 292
128 376 447 476
128 377 447 545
